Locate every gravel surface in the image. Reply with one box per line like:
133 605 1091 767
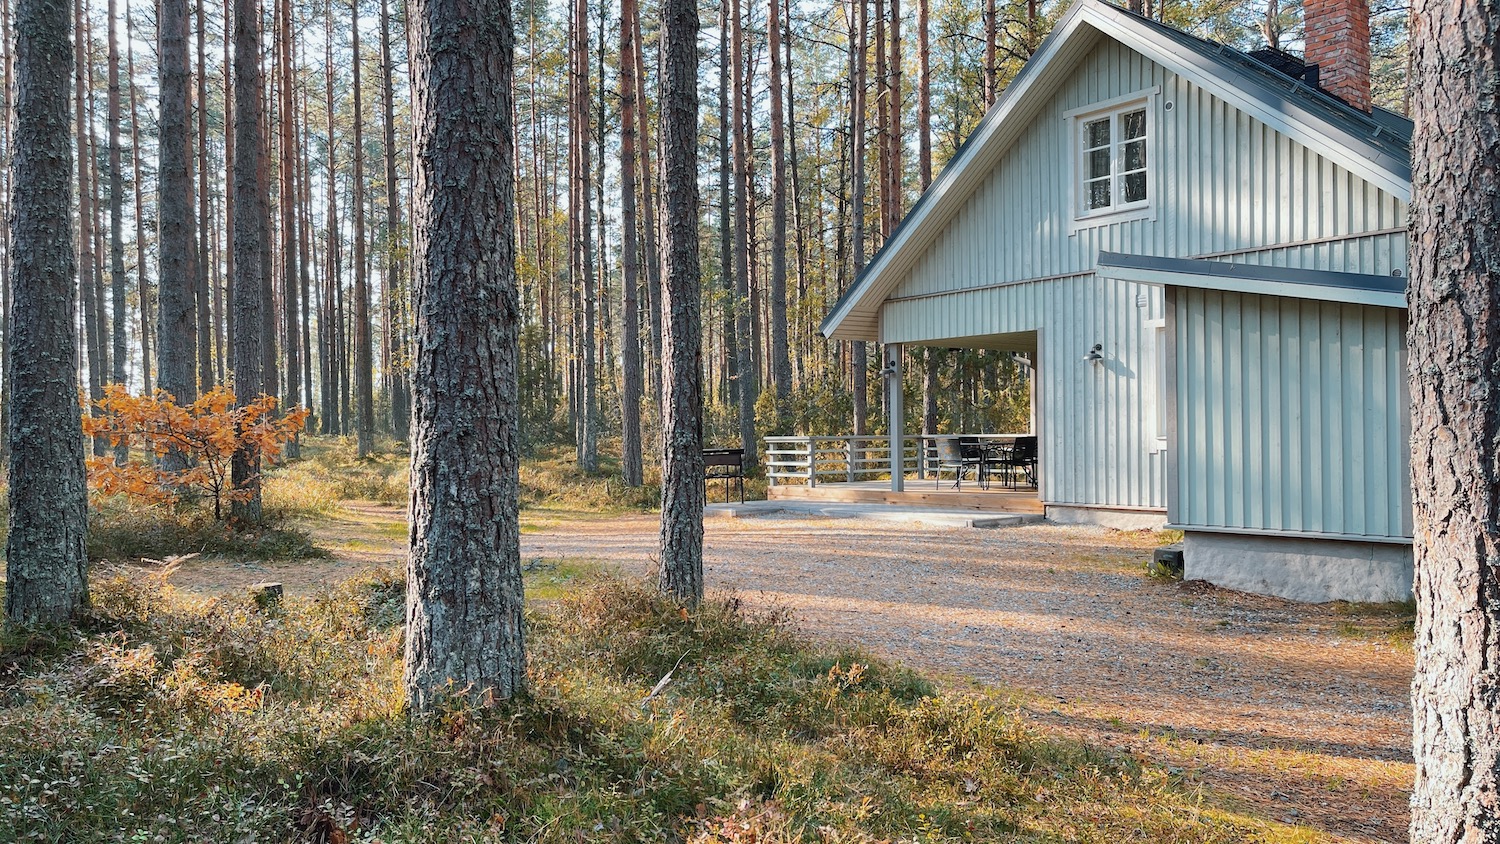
524 513 1414 844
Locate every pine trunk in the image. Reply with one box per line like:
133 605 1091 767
574 0 598 474
230 0 267 524
656 0 703 605
322 8 340 435
404 0 526 708
126 4 151 396
6 0 90 626
1408 1 1500 838
730 0 756 466
278 0 301 457
381 0 410 441
767 0 790 408
106 0 126 403
618 0 643 487
158 0 199 418
850 0 867 436
195 0 214 387
76 0 104 456
352 0 375 457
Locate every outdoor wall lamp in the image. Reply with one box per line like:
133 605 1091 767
879 362 899 378
1083 344 1104 364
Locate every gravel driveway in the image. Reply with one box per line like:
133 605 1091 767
524 513 1414 844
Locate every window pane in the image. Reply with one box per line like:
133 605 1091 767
1122 109 1146 140
1123 171 1147 203
1124 139 1146 171
1088 179 1112 210
1089 148 1111 179
1086 118 1110 148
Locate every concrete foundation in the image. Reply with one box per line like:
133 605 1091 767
1046 505 1167 531
1183 531 1413 604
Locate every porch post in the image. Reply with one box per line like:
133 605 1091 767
888 344 904 492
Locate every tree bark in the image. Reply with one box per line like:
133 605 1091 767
618 0 643 487
718 0 737 411
850 0 868 436
631 8 662 410
322 7 341 435
76 0 104 457
1408 1 1500 838
158 0 199 420
230 0 267 524
573 0 598 474
126 2 151 396
730 0 756 465
106 0 126 405
6 0 90 626
381 0 410 442
657 0 703 605
352 0 375 458
768 0 790 409
278 0 300 433
405 0 526 708
195 0 214 388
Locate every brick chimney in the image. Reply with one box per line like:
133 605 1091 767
1303 0 1372 112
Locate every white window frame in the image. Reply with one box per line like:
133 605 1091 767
1146 317 1168 454
1065 88 1158 233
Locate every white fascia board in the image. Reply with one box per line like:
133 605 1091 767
1103 264 1407 310
821 2 1097 341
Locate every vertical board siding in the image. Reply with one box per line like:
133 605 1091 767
887 39 1406 305
1174 289 1409 539
873 36 1409 534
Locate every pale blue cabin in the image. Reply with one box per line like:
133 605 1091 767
819 0 1412 602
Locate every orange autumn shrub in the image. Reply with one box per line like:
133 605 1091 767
82 384 310 520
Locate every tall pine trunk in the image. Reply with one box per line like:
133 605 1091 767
76 0 105 456
230 0 267 523
6 0 90 625
850 0 867 436
656 0 703 605
380 0 410 441
404 0 526 709
767 0 790 409
352 0 375 457
126 3 151 396
1408 1 1500 837
106 0 126 404
278 0 301 457
321 7 341 435
730 0 756 466
158 0 199 423
573 0 599 474
618 0 643 487
195 0 214 387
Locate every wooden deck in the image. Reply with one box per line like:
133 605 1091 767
768 480 1044 514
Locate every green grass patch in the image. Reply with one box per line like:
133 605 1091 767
0 568 1311 842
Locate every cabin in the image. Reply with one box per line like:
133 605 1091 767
816 0 1413 603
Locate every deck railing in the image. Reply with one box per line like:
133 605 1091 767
764 433 1031 487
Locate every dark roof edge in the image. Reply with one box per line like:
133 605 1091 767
1097 251 1407 295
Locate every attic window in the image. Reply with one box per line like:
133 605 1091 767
1076 103 1150 219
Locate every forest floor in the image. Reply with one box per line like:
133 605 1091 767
156 501 1415 844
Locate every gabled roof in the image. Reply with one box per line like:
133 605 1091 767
821 0 1414 342
1097 251 1407 310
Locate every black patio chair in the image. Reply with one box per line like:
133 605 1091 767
993 435 1037 489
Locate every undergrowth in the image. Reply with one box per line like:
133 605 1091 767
0 570 1301 843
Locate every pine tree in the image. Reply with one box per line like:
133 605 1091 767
404 0 526 710
5 0 90 626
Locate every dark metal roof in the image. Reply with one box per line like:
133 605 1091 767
1121 6 1412 161
1098 251 1407 296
